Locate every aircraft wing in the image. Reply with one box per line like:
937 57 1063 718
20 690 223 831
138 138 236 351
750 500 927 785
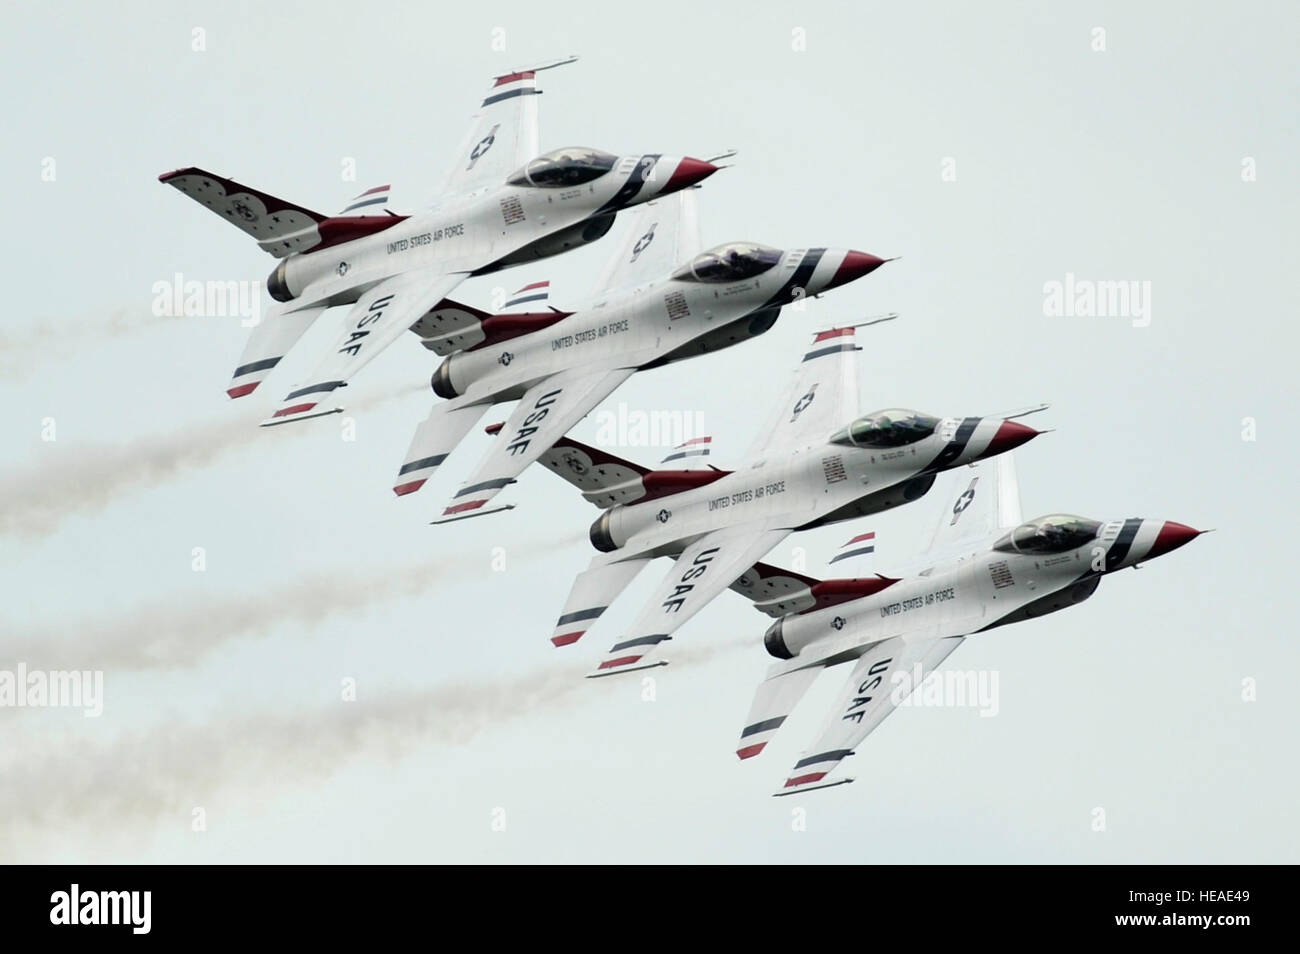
771 631 966 795
587 523 793 677
746 324 867 456
226 302 329 398
262 269 468 425
435 56 578 201
584 188 702 300
548 552 653 647
436 365 636 518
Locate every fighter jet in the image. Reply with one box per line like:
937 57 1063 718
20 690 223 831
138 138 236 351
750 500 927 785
732 452 1205 795
157 57 719 425
393 187 889 515
528 322 1044 676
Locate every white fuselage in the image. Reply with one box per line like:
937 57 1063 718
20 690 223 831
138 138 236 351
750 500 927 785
438 246 854 402
276 155 683 311
595 417 1017 558
772 545 1097 660
765 516 1179 661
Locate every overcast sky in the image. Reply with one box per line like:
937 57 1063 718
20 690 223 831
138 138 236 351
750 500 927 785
2 0 1296 862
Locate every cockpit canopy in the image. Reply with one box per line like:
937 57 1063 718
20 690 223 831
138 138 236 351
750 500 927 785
830 409 941 449
993 514 1103 555
507 147 618 188
671 242 784 283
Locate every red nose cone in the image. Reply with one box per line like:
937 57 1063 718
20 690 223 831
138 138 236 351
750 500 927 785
827 250 888 289
1145 521 1201 560
663 157 719 193
982 420 1039 458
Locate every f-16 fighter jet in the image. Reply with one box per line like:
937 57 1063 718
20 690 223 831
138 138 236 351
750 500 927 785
157 57 719 425
393 187 889 512
529 322 1044 676
733 452 1205 795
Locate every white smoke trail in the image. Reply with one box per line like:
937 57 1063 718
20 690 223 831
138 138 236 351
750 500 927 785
0 634 750 834
0 381 426 537
0 307 173 377
5 529 584 671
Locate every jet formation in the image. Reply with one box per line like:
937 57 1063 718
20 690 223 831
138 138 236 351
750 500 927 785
160 58 1204 797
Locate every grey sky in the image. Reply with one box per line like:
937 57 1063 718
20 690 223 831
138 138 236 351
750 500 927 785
1 0 1296 862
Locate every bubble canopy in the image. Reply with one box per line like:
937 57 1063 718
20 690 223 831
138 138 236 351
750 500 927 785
671 243 784 283
830 409 941 448
994 514 1103 555
507 147 619 188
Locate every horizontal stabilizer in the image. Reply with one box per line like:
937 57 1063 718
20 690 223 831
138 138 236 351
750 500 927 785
730 563 898 618
159 167 327 258
409 298 492 354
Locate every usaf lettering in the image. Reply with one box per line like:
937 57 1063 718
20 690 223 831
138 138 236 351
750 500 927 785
338 294 394 357
506 389 561 455
842 657 892 723
661 547 720 613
